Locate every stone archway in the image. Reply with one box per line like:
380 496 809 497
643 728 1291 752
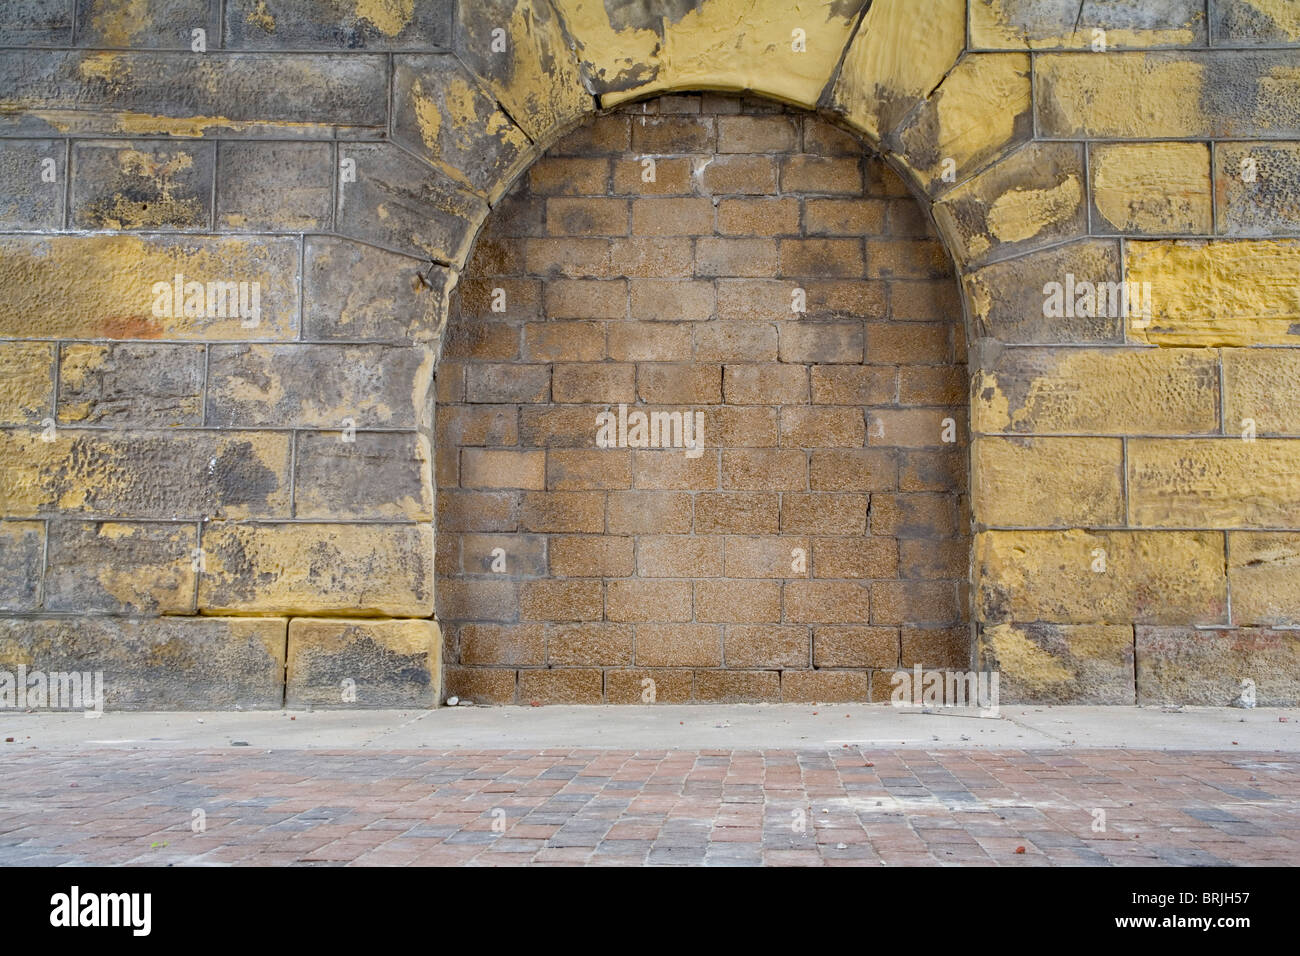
437 93 970 704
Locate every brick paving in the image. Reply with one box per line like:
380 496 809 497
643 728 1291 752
0 748 1296 866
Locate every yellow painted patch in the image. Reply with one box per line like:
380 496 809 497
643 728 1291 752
984 623 1075 686
1092 142 1211 234
89 0 153 48
0 234 297 340
246 0 276 32
354 0 413 36
1037 53 1205 138
1129 438 1300 528
1126 239 1300 346
0 342 54 424
986 174 1082 243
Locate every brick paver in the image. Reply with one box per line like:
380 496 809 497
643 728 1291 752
0 749 1296 866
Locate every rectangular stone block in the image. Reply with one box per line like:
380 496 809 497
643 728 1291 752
206 343 432 428
634 623 721 667
1127 239 1300 346
605 667 693 703
0 234 298 340
44 520 196 614
1228 532 1300 626
784 581 871 624
693 669 780 703
1036 51 1300 140
0 342 54 425
71 140 214 230
198 522 432 616
459 533 546 578
286 618 440 709
1212 1 1300 45
1136 626 1299 706
1130 439 1300 528
295 431 432 520
0 1 73 46
780 669 869 703
0 521 43 612
0 615 287 709
1216 143 1300 236
972 0 1206 49
724 624 809 668
607 490 691 534
974 347 1219 435
57 343 204 427
637 535 720 577
546 622 633 666
518 667 604 704
0 51 389 138
976 530 1227 625
963 239 1125 344
226 0 451 49
974 436 1124 528
304 238 450 344
0 139 64 230
0 429 291 520
336 142 486 264
216 141 333 232
981 622 1135 704
519 579 602 621
812 625 898 668
1090 142 1212 236
695 579 781 624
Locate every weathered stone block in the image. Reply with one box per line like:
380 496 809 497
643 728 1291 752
75 0 219 48
1036 51 1300 140
1126 239 1300 346
206 343 433 428
198 522 432 616
57 343 204 426
44 520 196 614
890 53 1034 197
829 0 966 141
1228 531 1300 625
552 0 869 108
0 615 287 709
392 54 534 204
1216 143 1300 236
0 521 43 612
976 530 1227 625
304 237 450 344
974 436 1124 528
981 622 1135 704
933 142 1086 268
0 51 389 138
973 347 1219 435
294 431 431 521
215 141 332 232
286 617 440 708
0 429 291 520
1223 348 1300 435
1090 142 1212 235
971 0 1206 49
0 343 54 425
0 234 299 340
336 142 487 264
0 0 73 46
0 139 64 230
455 0 591 143
1211 0 1300 46
963 239 1124 343
1136 626 1300 705
226 0 450 48
1130 439 1300 528
780 669 869 703
71 139 213 229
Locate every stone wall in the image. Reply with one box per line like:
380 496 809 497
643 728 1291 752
0 0 1298 708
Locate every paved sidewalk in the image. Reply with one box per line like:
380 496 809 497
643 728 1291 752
2 707 1297 866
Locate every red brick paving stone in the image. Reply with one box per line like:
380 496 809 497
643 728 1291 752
0 748 1297 866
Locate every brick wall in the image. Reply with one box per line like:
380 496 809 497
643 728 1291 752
438 96 969 704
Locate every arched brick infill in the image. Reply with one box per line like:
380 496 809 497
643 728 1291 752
0 0 1298 708
438 95 970 704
